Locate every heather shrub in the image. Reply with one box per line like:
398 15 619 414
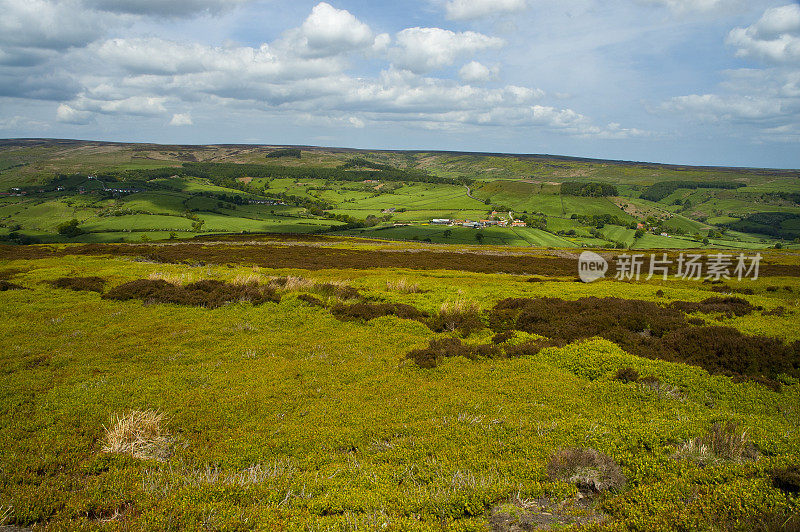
772 465 800 495
0 280 23 291
51 276 106 293
491 331 515 344
670 296 755 317
615 367 639 383
331 302 427 322
406 338 500 368
297 293 326 307
103 279 280 308
546 448 626 493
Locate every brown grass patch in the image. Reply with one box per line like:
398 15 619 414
102 410 172 461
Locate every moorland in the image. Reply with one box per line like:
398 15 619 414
0 139 799 530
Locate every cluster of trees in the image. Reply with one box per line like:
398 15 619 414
265 148 301 159
640 180 744 202
560 182 618 197
571 213 635 229
722 212 800 240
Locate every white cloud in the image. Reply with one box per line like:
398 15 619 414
348 116 365 128
56 103 94 124
663 93 788 121
727 4 800 63
169 112 193 125
280 2 383 58
459 61 499 82
636 0 744 14
445 0 528 20
389 28 504 74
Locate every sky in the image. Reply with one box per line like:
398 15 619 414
1 0 799 167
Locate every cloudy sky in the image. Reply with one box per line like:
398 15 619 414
1 0 799 167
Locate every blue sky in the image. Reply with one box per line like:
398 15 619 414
1 0 799 167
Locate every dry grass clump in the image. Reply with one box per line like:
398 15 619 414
546 448 626 493
269 275 315 292
50 276 106 293
674 422 759 466
428 298 484 336
103 279 280 308
102 410 172 461
269 276 360 300
0 280 23 291
386 277 423 293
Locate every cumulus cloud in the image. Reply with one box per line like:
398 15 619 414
459 61 499 82
444 0 528 20
389 28 504 74
279 2 386 58
726 4 800 63
169 112 193 125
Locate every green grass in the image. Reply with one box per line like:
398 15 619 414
0 248 798 529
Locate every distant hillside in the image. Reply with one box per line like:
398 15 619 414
0 139 798 249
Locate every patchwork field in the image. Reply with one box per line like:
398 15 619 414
1 237 799 530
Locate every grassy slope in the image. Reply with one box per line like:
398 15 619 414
1 249 798 529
